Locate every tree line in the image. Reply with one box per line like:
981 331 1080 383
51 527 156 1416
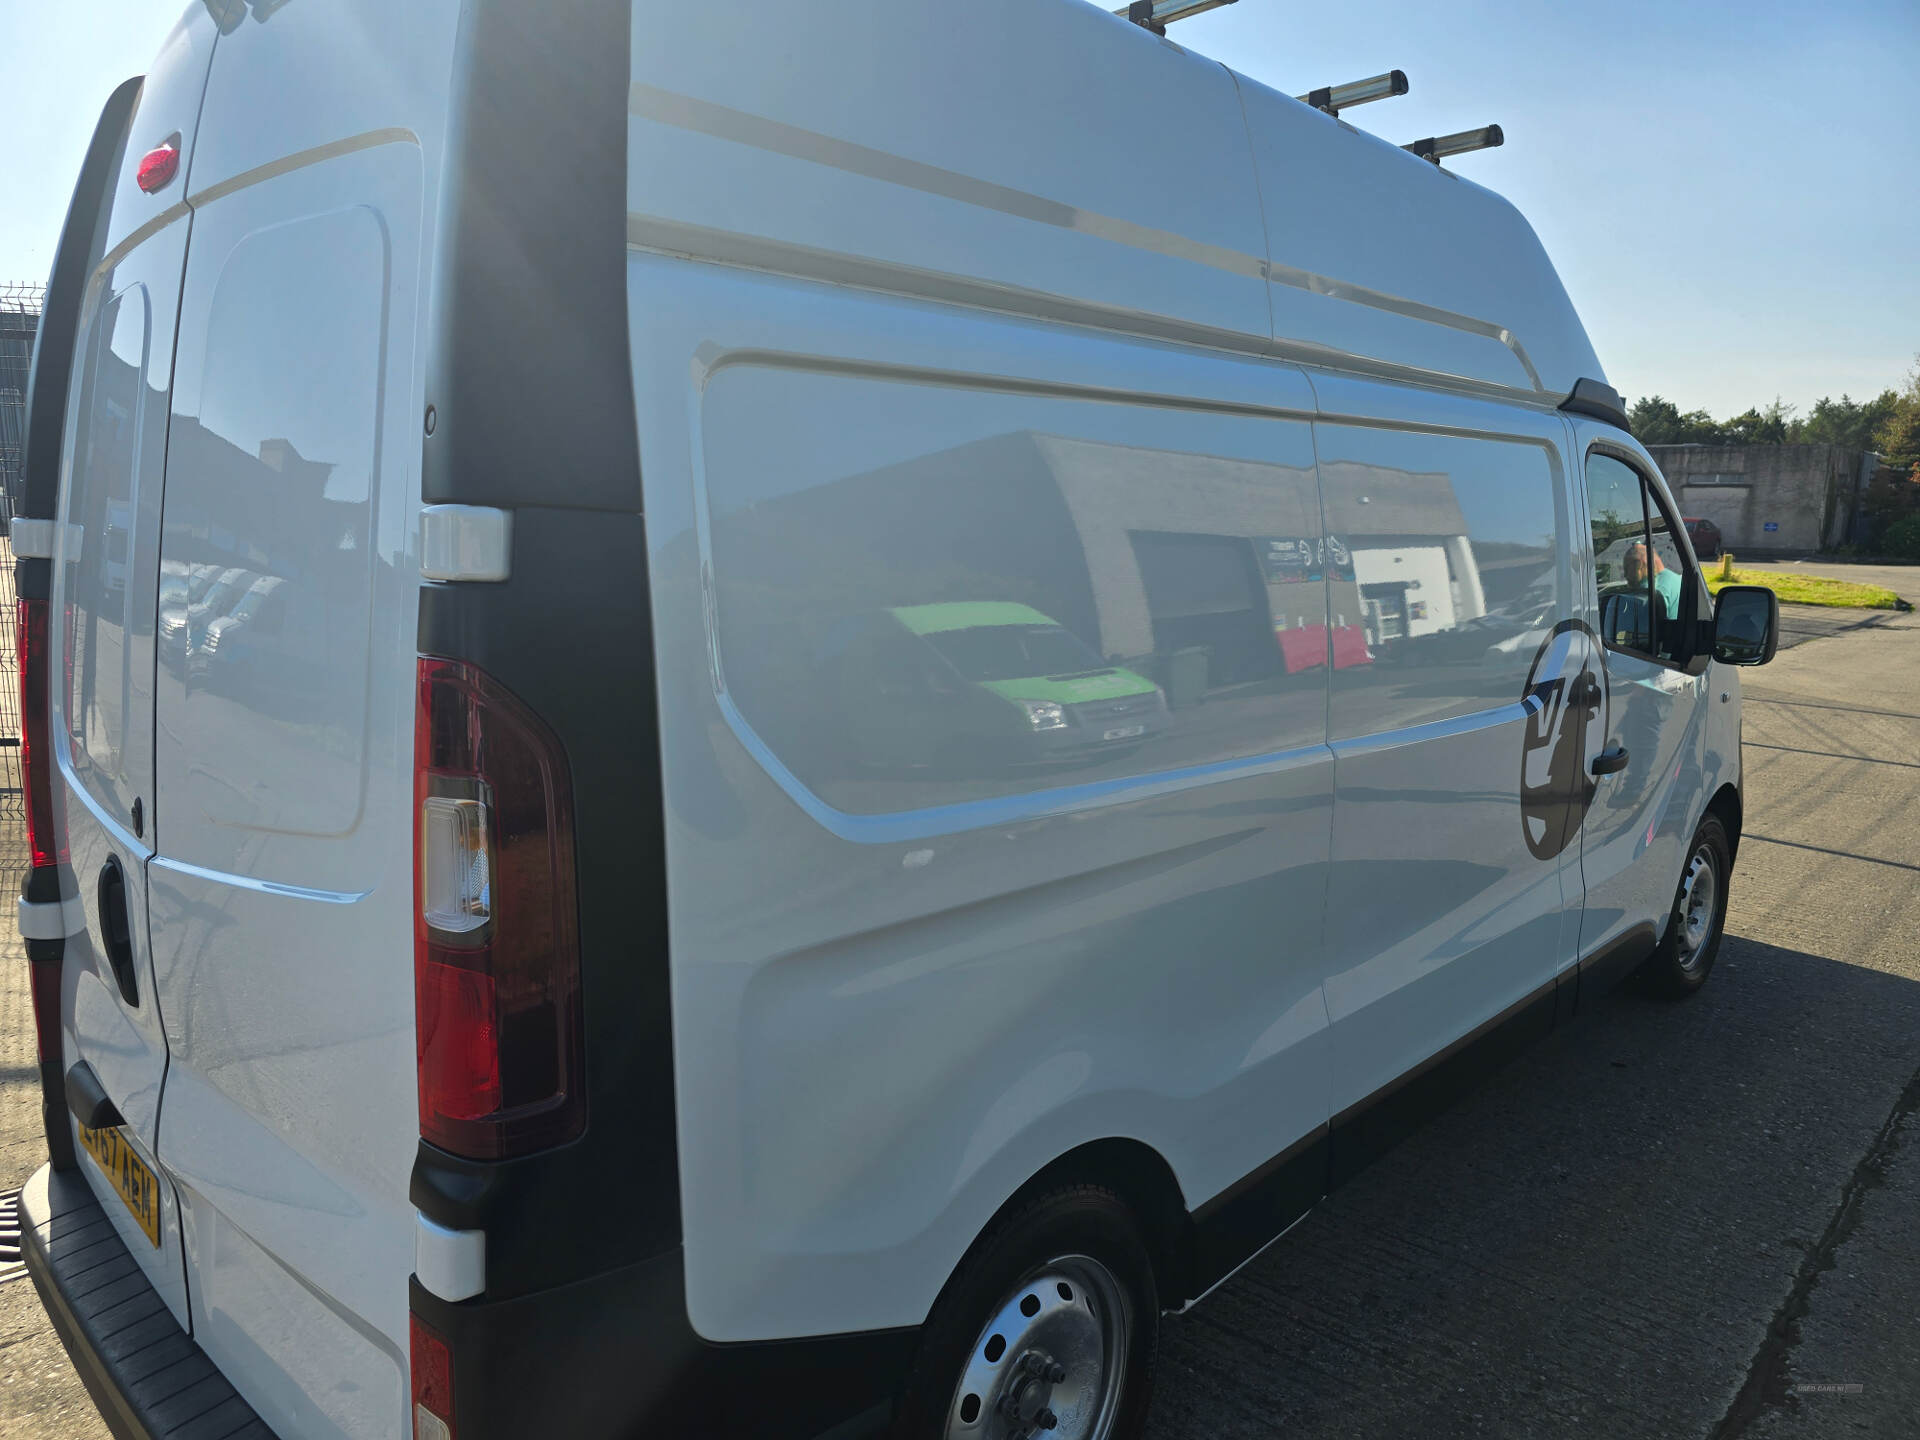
1630 358 1920 477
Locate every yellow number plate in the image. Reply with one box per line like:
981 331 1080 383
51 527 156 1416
78 1124 161 1248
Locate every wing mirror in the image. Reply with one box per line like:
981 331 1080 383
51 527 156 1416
1711 585 1779 666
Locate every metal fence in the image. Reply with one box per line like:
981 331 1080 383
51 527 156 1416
0 284 38 875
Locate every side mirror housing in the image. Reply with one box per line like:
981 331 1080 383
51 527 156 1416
1711 585 1780 666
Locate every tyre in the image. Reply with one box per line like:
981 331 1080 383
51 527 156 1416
894 1186 1159 1440
1637 812 1732 998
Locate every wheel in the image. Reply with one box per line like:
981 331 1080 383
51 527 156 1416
1637 813 1732 998
894 1186 1159 1440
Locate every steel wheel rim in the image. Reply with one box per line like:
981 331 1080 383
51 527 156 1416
943 1254 1130 1440
1677 843 1718 971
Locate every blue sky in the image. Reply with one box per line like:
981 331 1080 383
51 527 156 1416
4 0 1916 418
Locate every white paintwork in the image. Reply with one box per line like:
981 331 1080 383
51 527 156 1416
16 895 86 940
420 504 512 582
132 4 457 1438
38 2 1739 1430
45 0 222 1331
8 517 55 559
1571 426 1727 961
414 1215 486 1304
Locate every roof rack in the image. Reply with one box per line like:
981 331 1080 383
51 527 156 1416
1403 124 1504 166
1115 0 1237 36
1296 71 1409 117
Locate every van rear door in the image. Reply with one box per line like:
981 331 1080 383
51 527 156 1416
49 8 221 1327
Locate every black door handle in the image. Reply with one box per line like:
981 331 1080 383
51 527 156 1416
66 1060 126 1130
98 856 139 1008
1591 745 1630 777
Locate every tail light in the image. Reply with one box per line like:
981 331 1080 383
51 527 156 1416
411 1313 456 1440
18 598 62 870
414 657 583 1160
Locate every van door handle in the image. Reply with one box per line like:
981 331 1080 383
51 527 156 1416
97 856 139 1008
1591 745 1630 777
66 1060 126 1130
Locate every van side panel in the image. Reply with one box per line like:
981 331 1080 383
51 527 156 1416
144 4 459 1435
1309 375 1583 1139
634 253 1336 1342
627 0 1272 353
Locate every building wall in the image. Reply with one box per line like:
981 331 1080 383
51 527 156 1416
1647 443 1868 554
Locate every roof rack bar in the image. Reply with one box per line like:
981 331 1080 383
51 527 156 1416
1116 0 1238 36
1298 71 1409 116
1404 124 1505 166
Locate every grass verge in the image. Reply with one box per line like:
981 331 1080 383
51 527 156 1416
1705 566 1901 609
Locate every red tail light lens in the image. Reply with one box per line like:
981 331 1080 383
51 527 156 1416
18 598 62 870
410 1313 456 1440
135 143 180 194
414 657 583 1160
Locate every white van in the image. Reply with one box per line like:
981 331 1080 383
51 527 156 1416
15 4 1781 1438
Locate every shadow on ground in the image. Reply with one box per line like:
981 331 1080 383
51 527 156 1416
1148 935 1920 1439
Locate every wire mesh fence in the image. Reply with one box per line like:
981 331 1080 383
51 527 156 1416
0 285 39 890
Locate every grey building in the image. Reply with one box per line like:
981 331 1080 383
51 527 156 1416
1647 443 1878 553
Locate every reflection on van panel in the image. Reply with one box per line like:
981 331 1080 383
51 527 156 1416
702 366 1329 816
831 601 1170 774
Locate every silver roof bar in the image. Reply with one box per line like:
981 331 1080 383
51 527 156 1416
1116 0 1238 36
1403 124 1505 166
1297 71 1409 117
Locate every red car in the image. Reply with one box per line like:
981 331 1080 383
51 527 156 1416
1685 516 1723 559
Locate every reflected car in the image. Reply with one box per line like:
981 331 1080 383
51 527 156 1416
830 602 1171 772
193 574 286 684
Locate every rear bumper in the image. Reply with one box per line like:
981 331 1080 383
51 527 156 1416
409 1247 920 1440
20 1163 276 1440
26 1153 917 1440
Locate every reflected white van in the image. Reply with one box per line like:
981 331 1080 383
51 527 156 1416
16 3 1780 1438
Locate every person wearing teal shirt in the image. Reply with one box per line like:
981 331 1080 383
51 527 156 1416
1626 542 1684 620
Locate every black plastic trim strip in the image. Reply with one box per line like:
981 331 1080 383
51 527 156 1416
26 935 77 1171
1574 921 1659 1010
65 1062 126 1131
413 507 677 1300
22 1165 278 1440
1329 975 1558 1188
1561 376 1631 433
421 0 640 512
1186 1126 1328 1298
410 1254 915 1440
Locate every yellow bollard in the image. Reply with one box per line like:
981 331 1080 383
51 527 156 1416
1718 553 1734 582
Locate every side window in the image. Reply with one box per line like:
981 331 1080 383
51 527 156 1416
62 286 150 794
1644 491 1694 664
1587 452 1652 654
1587 451 1697 665
698 365 1328 817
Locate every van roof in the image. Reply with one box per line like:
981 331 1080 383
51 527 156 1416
628 0 1605 408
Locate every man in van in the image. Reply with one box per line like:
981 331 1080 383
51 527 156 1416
1625 541 1684 619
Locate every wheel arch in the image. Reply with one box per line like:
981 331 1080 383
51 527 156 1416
986 1137 1195 1311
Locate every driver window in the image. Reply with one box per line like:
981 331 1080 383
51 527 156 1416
1586 451 1696 666
1587 453 1653 654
